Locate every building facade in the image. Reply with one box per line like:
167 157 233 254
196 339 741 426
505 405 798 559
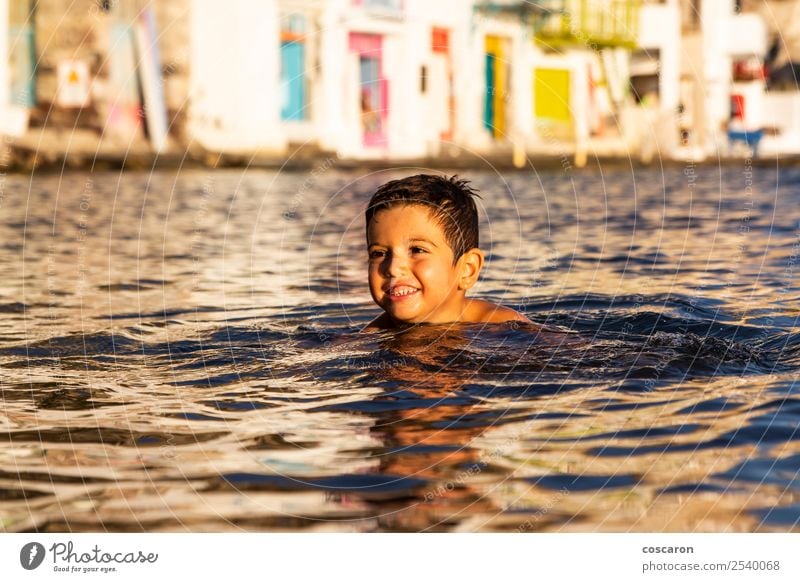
1 0 792 163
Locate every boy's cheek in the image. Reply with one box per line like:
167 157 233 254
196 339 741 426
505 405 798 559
368 276 383 294
367 277 383 302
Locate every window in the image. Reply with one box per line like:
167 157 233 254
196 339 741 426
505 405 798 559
359 0 404 19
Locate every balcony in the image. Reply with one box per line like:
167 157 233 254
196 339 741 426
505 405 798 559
533 0 641 50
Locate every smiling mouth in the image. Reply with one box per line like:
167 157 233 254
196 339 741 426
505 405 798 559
386 285 419 299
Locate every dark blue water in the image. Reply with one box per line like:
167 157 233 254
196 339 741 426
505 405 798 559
1 165 798 531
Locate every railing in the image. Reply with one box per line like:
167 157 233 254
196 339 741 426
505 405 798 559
533 0 640 49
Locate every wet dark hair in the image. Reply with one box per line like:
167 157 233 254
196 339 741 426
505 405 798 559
365 174 481 262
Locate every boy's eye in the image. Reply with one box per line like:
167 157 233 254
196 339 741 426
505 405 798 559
410 246 427 254
369 250 386 259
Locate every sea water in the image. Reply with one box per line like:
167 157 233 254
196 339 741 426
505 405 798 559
0 165 798 531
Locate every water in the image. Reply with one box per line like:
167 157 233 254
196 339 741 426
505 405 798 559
1 165 799 532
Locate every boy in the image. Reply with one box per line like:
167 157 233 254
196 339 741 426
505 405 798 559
363 174 532 330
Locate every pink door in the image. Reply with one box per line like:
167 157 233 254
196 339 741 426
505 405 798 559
349 33 387 147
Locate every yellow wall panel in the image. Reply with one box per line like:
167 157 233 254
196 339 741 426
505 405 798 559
534 68 571 123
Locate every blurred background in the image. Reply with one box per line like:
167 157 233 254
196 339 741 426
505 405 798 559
0 0 799 170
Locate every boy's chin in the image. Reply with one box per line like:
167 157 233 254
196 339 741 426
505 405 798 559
381 300 455 326
387 313 420 325
387 312 452 326
383 307 425 326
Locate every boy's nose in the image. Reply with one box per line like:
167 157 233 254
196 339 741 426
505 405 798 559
384 254 409 277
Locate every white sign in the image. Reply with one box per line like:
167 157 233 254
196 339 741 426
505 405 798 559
57 60 91 108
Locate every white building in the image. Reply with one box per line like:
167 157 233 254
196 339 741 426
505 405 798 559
242 0 477 161
188 0 538 161
524 0 642 164
189 0 286 154
184 0 647 163
752 0 800 156
678 0 767 159
631 0 681 160
305 0 487 160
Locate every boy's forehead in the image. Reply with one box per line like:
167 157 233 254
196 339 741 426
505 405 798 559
370 201 436 219
368 203 441 229
368 204 445 237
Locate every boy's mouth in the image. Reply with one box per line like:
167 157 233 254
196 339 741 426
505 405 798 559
386 285 420 299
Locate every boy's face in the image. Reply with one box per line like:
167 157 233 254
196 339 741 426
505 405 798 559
367 204 475 325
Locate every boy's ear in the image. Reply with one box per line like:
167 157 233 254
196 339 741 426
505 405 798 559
457 248 484 290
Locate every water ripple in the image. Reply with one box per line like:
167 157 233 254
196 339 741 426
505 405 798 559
1 167 799 532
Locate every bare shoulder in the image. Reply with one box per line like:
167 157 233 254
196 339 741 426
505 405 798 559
466 299 535 325
362 312 396 331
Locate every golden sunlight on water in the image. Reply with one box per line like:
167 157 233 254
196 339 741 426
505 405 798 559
0 167 798 532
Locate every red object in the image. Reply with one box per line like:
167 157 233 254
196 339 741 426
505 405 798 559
731 94 745 120
432 27 449 53
733 59 766 81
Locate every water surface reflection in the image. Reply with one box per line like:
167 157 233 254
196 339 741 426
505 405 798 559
0 166 798 531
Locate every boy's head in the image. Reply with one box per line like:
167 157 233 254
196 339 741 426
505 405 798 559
365 174 485 325
365 174 480 263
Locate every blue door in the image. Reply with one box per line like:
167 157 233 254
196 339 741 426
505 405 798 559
8 24 35 106
281 41 305 120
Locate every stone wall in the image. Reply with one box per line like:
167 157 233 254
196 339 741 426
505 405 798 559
27 0 190 144
32 0 106 129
